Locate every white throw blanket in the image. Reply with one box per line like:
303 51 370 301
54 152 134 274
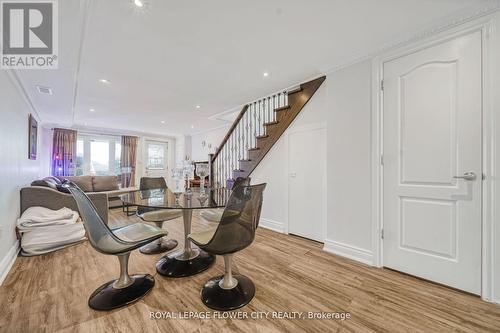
17 207 79 232
17 207 86 256
20 224 86 256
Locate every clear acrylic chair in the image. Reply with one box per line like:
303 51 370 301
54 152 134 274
188 183 266 311
64 181 167 311
136 177 181 254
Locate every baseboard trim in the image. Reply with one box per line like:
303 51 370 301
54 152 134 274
0 240 20 285
323 239 373 266
259 218 285 233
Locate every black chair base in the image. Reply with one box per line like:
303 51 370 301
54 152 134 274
201 274 255 311
139 237 178 254
88 274 155 311
156 250 215 278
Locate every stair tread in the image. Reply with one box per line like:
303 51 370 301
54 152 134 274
256 135 269 139
264 121 279 126
275 105 291 112
287 87 303 95
239 159 252 162
248 147 260 151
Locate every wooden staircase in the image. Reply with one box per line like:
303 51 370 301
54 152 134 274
210 76 326 188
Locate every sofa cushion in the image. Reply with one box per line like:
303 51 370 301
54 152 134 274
92 176 119 192
58 176 94 192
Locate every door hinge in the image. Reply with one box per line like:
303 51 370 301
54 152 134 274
380 79 384 91
380 154 384 166
482 173 486 180
381 228 384 240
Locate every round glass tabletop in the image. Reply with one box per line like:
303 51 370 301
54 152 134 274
119 187 231 210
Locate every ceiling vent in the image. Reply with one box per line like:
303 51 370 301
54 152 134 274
36 85 53 95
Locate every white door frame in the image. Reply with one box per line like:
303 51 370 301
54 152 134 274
139 137 175 187
371 15 498 301
284 122 327 240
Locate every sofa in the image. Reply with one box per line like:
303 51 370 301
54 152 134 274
20 176 137 224
54 176 137 209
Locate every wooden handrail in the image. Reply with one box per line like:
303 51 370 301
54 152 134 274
211 104 249 163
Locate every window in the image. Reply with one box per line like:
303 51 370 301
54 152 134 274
146 141 167 170
76 139 84 176
90 140 109 175
76 134 121 176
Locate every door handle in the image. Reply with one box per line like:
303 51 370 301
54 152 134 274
453 172 477 181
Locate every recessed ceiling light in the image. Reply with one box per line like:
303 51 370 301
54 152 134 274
263 72 269 77
99 79 110 84
190 125 194 129
196 105 201 109
89 108 96 112
36 85 52 95
134 0 144 7
161 120 165 124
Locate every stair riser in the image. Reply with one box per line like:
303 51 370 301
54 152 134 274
232 170 248 179
248 149 261 161
257 136 269 146
264 123 280 135
239 160 253 170
276 109 291 123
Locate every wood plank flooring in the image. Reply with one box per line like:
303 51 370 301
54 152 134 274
1 208 499 332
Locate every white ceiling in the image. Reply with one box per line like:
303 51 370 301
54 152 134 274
17 0 499 136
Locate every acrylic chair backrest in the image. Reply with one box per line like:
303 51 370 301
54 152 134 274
232 177 251 189
64 181 126 254
203 183 266 255
140 177 167 190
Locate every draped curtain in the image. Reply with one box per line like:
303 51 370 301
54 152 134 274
51 128 77 177
121 136 139 187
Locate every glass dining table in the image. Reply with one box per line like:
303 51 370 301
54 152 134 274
119 187 231 277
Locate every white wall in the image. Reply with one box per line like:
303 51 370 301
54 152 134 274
0 71 41 282
39 126 52 177
174 134 192 165
324 61 374 262
190 125 229 162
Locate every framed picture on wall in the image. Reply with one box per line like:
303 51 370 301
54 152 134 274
28 114 38 160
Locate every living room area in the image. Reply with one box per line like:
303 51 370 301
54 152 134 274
2 1 500 332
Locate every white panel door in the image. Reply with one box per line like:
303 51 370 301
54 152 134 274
288 126 326 242
144 140 169 180
383 31 482 294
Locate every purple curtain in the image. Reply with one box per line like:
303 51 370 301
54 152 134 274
121 136 139 187
52 128 77 176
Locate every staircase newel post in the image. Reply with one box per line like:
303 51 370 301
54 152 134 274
208 153 214 188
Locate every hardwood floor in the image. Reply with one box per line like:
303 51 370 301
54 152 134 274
1 208 499 332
